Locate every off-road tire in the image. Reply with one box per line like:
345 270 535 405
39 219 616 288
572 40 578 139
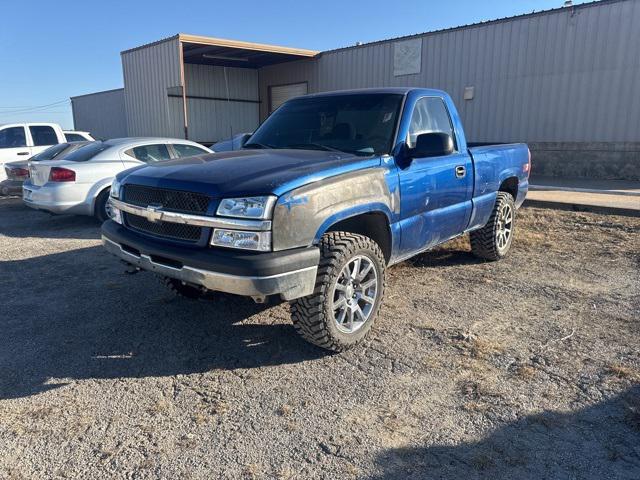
291 232 386 351
162 277 208 300
94 189 111 222
470 191 516 261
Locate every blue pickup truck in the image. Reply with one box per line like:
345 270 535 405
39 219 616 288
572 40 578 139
102 88 530 351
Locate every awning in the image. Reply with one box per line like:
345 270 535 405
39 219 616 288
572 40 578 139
179 34 318 68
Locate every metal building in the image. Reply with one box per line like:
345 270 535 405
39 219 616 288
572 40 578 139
70 88 127 140
71 0 640 179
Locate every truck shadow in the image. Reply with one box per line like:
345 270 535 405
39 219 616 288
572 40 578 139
369 385 640 479
0 246 328 400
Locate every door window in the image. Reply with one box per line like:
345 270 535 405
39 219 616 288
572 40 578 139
172 143 209 158
29 126 58 146
0 127 27 148
407 97 455 149
127 144 172 163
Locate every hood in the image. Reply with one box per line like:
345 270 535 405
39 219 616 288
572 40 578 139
119 149 381 197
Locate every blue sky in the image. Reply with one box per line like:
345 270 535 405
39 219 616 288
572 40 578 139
0 0 590 129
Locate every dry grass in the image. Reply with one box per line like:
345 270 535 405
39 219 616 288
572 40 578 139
148 398 171 415
277 404 292 416
607 364 640 381
243 463 263 479
516 365 537 380
470 338 505 359
463 401 489 413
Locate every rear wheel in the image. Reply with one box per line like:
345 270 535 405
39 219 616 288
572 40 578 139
470 191 516 261
94 189 112 222
291 232 386 351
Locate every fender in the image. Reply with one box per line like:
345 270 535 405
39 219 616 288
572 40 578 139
272 168 397 251
86 176 114 210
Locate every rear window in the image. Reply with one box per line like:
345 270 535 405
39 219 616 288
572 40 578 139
31 143 69 161
65 142 110 162
30 126 58 146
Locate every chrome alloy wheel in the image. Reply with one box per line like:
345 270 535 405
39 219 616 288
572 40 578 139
331 255 379 334
496 202 513 252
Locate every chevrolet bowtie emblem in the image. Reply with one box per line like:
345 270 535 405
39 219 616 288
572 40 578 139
146 203 163 223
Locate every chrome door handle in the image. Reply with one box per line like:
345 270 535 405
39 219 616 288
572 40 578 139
455 165 466 178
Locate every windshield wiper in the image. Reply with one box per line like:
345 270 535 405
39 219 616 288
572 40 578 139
287 143 346 153
243 142 274 149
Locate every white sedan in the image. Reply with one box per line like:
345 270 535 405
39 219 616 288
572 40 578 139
23 137 212 221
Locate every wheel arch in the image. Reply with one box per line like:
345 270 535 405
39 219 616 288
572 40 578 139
319 209 393 264
499 176 519 200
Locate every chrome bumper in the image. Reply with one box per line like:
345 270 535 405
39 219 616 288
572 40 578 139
102 236 318 301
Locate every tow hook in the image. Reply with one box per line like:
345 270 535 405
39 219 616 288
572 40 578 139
251 295 267 304
122 261 141 275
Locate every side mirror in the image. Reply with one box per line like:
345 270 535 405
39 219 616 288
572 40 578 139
408 132 454 158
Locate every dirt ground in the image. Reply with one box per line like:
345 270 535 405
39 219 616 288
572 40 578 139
0 197 638 479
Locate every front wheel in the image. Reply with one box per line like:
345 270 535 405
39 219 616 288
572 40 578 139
291 232 386 351
470 191 516 261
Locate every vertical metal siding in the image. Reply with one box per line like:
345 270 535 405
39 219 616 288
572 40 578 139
258 0 640 143
183 64 259 143
122 37 183 138
71 89 127 139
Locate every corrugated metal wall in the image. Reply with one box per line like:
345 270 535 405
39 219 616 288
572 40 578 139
121 37 184 138
183 64 259 143
71 89 127 139
259 0 640 143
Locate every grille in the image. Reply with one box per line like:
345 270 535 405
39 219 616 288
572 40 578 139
123 184 211 214
125 213 202 242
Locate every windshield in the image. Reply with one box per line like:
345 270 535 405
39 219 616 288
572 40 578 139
246 93 404 156
65 142 110 162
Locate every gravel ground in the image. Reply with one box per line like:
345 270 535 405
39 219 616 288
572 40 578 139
0 197 638 479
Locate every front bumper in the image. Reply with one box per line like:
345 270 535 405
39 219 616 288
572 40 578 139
101 220 319 300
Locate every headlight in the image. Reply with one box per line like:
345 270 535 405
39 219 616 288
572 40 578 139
211 229 271 251
216 196 276 219
110 198 123 224
110 177 121 199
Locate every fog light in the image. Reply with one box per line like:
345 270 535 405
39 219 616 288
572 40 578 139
210 229 271 251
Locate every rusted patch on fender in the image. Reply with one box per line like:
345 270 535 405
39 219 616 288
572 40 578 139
273 168 393 251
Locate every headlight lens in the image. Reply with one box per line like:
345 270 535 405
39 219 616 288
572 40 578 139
211 229 271 251
110 199 123 224
216 196 276 219
110 177 121 199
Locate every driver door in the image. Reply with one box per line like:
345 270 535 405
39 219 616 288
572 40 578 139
397 97 473 257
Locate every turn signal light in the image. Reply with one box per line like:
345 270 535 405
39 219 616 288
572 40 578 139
49 167 76 182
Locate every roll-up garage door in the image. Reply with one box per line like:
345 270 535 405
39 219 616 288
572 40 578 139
269 82 308 112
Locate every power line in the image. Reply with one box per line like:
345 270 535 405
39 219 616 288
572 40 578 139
0 99 70 114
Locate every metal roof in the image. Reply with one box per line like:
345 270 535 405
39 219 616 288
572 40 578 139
323 0 629 53
121 33 318 68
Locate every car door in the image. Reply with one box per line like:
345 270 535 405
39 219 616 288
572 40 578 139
0 126 32 181
397 96 473 256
